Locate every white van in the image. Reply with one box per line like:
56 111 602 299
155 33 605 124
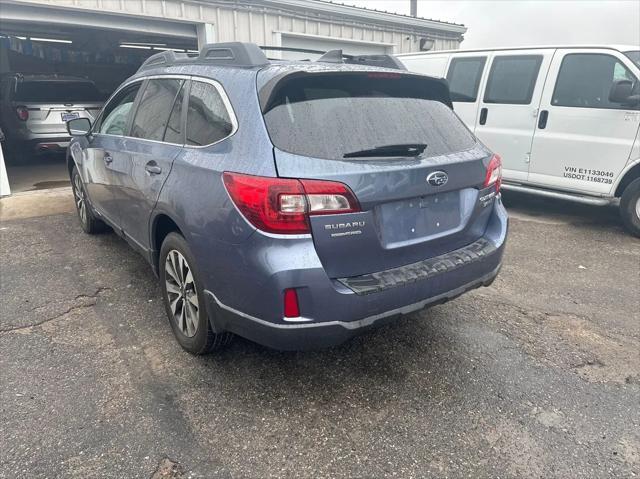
399 46 640 236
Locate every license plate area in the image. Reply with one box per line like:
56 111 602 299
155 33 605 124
61 112 80 122
376 190 462 248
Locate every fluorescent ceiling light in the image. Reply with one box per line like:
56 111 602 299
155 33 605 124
16 36 72 44
120 42 167 47
120 44 153 50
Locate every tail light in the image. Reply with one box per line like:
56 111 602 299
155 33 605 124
222 172 360 234
16 106 29 121
484 154 502 193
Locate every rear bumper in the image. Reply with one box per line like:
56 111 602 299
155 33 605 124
11 131 70 151
202 198 508 350
205 264 500 350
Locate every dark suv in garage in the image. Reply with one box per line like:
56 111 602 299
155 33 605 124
66 42 508 353
0 73 103 160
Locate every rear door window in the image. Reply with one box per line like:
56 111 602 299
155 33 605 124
130 78 184 142
14 81 104 102
552 53 637 109
484 55 542 104
185 80 234 146
446 57 486 102
163 81 186 144
262 73 475 161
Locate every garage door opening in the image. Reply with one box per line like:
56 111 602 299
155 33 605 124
0 22 196 195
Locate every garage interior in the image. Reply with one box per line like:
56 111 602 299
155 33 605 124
0 18 197 194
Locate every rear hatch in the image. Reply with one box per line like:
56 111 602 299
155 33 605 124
260 70 497 278
13 80 104 134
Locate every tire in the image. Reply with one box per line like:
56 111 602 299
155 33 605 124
71 166 107 234
159 232 233 354
620 177 640 238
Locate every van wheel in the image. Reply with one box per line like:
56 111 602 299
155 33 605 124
71 166 107 234
620 177 640 238
159 232 233 354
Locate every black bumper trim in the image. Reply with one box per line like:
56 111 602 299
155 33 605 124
338 237 497 295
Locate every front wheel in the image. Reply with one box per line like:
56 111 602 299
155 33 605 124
71 166 106 234
620 177 640 238
159 232 232 354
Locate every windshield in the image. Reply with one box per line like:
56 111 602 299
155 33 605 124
14 81 104 103
262 73 475 160
625 51 640 69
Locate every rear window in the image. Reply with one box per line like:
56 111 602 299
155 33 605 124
14 81 104 103
262 73 475 160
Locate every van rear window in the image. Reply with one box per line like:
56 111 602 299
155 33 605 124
14 81 104 103
262 73 475 161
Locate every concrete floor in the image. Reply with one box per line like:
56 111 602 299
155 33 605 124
5 155 70 194
0 191 639 478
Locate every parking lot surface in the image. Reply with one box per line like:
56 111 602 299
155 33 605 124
1 192 639 478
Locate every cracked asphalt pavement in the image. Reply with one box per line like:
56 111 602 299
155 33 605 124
1 192 639 478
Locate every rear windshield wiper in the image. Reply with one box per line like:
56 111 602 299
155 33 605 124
343 143 427 158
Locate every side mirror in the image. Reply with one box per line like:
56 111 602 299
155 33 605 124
609 79 636 104
67 117 92 136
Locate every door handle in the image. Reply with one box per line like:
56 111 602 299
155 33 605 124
479 107 488 125
145 162 162 175
538 110 549 129
103 153 113 164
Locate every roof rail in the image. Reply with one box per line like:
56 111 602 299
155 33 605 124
257 45 406 70
137 42 269 72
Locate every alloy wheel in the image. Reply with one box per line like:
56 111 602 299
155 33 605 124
164 250 199 338
73 173 87 226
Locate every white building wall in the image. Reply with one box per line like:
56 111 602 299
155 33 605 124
4 0 465 53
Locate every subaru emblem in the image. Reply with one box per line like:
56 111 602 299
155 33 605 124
427 171 448 187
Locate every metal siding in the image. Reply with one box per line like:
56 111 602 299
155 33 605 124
3 0 463 51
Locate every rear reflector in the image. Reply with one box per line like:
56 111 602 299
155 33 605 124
483 154 502 193
283 288 300 318
222 172 360 234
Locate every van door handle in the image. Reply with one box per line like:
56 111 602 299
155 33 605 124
103 153 113 164
145 162 162 175
538 110 549 129
479 107 488 125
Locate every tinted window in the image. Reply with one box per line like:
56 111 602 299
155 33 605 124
263 74 475 161
484 55 542 104
14 81 104 102
97 83 142 136
446 57 486 102
164 82 185 144
553 54 637 109
185 81 233 146
131 78 184 142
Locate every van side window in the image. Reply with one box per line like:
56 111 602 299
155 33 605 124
131 78 184 142
185 81 234 146
484 55 542 105
446 57 486 102
96 82 142 136
552 54 637 109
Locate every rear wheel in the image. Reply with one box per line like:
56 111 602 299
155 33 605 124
71 166 106 234
620 178 640 238
159 232 232 354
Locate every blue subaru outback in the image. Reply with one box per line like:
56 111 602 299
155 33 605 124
66 42 508 353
